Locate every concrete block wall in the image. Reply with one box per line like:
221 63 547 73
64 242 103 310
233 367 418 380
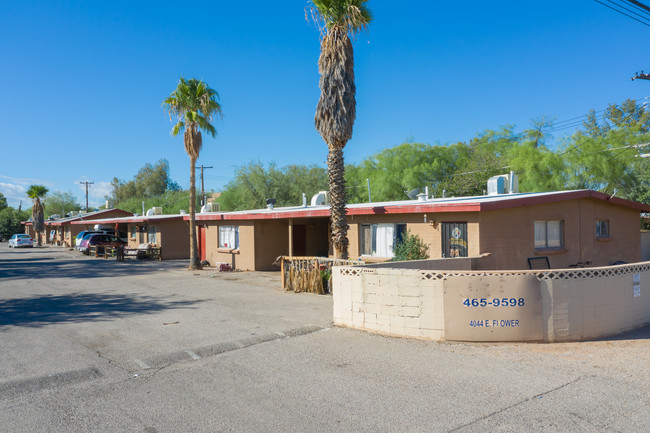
333 268 445 340
333 263 650 342
542 265 650 342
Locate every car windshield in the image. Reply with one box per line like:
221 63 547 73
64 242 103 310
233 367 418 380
17 235 30 238
82 234 95 240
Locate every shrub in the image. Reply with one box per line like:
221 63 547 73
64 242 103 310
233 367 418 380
393 230 429 261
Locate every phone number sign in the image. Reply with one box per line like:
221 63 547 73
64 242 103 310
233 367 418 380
443 274 543 341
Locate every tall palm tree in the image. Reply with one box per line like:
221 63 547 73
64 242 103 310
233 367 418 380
163 77 222 270
308 0 372 259
26 185 48 246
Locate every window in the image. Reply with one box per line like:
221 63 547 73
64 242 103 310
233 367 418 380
359 223 406 257
131 225 137 239
596 220 609 238
219 225 239 249
534 221 563 248
148 225 157 244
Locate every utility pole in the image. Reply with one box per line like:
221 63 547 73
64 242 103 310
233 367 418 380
195 165 213 206
79 181 94 211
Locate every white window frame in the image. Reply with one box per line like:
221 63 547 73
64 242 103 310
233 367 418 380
219 225 239 249
148 225 157 244
359 223 406 257
534 220 564 249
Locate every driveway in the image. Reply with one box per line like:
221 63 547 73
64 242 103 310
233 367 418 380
0 244 648 432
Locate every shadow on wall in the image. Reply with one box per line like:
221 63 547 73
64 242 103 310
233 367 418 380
0 293 204 328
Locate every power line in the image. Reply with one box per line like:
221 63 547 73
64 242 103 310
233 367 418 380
625 0 650 14
606 0 650 22
594 0 650 27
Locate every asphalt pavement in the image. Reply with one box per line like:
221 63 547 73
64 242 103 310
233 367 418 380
0 244 648 432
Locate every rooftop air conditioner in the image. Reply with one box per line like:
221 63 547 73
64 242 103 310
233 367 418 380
153 207 163 215
310 191 330 206
487 172 519 195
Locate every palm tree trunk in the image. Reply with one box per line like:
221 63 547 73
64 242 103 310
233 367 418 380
328 147 348 259
188 157 202 270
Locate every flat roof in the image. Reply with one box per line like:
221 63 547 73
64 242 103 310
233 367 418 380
54 190 650 225
24 209 133 226
190 189 650 221
70 213 185 225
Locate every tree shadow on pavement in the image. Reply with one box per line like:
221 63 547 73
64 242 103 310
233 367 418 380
0 293 203 328
0 257 187 280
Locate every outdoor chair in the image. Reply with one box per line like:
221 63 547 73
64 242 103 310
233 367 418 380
527 256 550 270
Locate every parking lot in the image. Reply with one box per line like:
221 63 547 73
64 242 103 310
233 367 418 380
0 244 648 432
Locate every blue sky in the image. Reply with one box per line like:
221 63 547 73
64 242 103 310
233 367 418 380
1 0 648 208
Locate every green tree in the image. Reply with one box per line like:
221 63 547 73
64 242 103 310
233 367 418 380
560 99 650 196
0 207 29 241
439 127 516 197
26 185 48 246
0 193 7 212
218 161 328 211
164 77 223 270
109 159 178 204
346 141 466 203
308 0 372 259
392 230 429 261
43 191 82 217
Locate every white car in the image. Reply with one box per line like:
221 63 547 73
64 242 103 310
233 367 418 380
8 234 34 248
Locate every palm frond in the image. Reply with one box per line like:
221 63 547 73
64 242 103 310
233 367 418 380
307 0 372 38
26 185 48 200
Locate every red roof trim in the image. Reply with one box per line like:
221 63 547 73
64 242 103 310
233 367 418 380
186 190 650 222
479 190 650 212
69 215 184 225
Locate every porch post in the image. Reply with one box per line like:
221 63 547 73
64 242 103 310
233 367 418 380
288 218 293 258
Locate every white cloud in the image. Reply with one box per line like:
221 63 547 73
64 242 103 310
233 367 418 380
0 175 58 208
0 182 27 207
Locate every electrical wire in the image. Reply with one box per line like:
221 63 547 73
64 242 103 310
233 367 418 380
594 0 650 27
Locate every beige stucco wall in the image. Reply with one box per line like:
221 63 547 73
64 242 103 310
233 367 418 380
346 198 641 270
158 220 189 260
333 262 650 342
476 198 641 270
348 212 481 261
254 220 288 271
203 221 256 271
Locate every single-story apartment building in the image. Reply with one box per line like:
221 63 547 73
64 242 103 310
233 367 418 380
24 209 133 247
190 189 650 271
72 214 190 260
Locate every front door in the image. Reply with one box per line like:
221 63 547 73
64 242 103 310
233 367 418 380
442 222 468 258
199 226 207 262
292 224 307 256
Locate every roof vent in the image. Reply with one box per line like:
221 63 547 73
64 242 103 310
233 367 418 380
266 198 276 210
310 191 330 206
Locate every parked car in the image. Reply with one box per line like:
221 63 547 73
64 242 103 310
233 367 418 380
79 233 126 255
75 230 104 250
8 234 34 248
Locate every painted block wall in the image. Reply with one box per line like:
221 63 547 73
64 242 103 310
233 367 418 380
333 262 650 342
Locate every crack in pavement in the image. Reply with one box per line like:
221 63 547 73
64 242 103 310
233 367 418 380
447 375 593 432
